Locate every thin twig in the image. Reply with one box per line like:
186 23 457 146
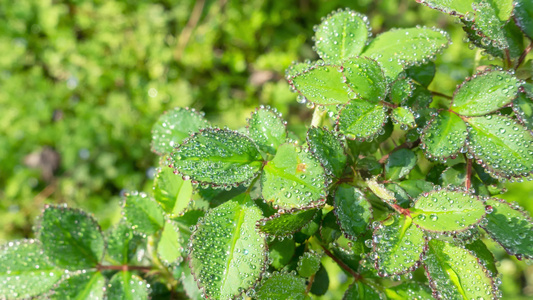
378 140 421 164
306 274 315 294
174 0 206 60
515 40 533 71
466 156 472 190
430 91 452 100
97 264 152 272
320 244 360 279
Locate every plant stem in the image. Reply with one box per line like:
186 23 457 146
515 40 533 71
311 107 326 127
96 264 152 272
378 140 420 164
174 0 206 60
320 244 360 280
306 273 315 294
430 91 452 100
466 156 472 190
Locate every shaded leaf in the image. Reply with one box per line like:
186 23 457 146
189 194 266 299
256 272 307 300
307 127 347 178
464 239 498 276
515 0 533 39
385 149 417 181
421 111 467 160
513 91 533 130
51 271 106 300
412 189 486 232
314 9 370 62
0 240 62 299
247 106 287 155
151 107 209 155
372 214 425 276
334 184 373 239
106 221 144 265
336 100 387 140
297 252 321 277
362 27 450 79
389 78 414 104
391 107 416 129
397 179 435 200
39 205 104 269
424 240 498 299
171 128 264 186
310 264 329 296
257 208 318 237
153 166 192 217
406 62 436 87
123 192 165 235
320 210 342 245
466 115 533 178
269 239 296 269
451 70 520 116
343 281 383 300
343 57 388 102
107 271 149 300
482 198 533 259
262 143 326 209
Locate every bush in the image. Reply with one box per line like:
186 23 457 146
1 1 533 299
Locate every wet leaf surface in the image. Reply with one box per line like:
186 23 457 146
307 127 347 178
123 192 165 236
421 111 467 160
334 184 372 239
336 100 387 140
247 106 287 155
256 272 306 300
153 165 192 217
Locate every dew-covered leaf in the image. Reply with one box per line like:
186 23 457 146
39 205 105 269
411 189 486 232
466 115 533 178
247 106 287 155
451 70 520 116
366 178 396 206
288 64 352 105
463 19 524 60
157 221 183 264
151 107 209 155
262 143 326 209
482 198 533 259
515 0 533 39
421 111 467 160
189 194 266 299
320 210 342 245
297 252 321 277
406 62 436 87
513 92 533 130
336 100 387 140
180 262 203 300
464 239 498 276
385 149 417 181
171 128 264 186
415 0 475 17
307 127 347 178
469 1 508 50
391 107 416 129
107 271 149 300
389 78 414 104
424 239 498 299
0 240 62 299
343 281 383 299
257 208 318 237
153 166 192 217
342 57 388 101
385 282 433 300
51 271 106 300
334 184 372 239
362 27 450 79
372 214 425 276
106 221 144 265
269 239 296 269
314 9 370 62
256 272 307 300
123 192 165 235
397 179 435 200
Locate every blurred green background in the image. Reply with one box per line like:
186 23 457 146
1 0 532 298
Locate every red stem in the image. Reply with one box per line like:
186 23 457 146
466 157 472 190
516 40 533 70
320 244 360 280
96 264 152 272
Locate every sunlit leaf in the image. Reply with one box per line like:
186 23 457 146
415 0 475 17
256 272 306 300
153 166 192 217
336 100 387 140
385 282 433 300
297 252 321 277
157 221 183 264
123 192 165 235
107 271 149 300
334 184 372 239
51 271 106 300
106 221 144 265
385 149 417 181
464 239 498 276
247 106 287 155
257 208 318 237
421 111 467 160
342 57 388 102
389 78 414 105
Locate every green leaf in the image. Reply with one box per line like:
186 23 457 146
515 0 533 39
482 198 533 259
180 262 203 300
416 0 475 17
123 192 165 235
107 271 149 300
389 78 414 105
256 272 307 300
406 62 436 87
411 189 486 232
297 252 321 277
421 111 467 160
288 64 352 105
513 92 533 130
372 214 425 276
306 127 347 178
314 9 370 62
0 240 62 299
342 57 388 102
151 107 209 155
310 263 329 296
157 221 183 264
320 210 342 245
424 240 498 299
257 208 318 237
451 70 520 116
397 179 435 200
462 20 524 59
470 1 508 50
39 205 105 269
106 221 144 265
334 184 372 239
336 100 387 140
466 115 533 178
366 178 396 206
464 239 498 276
344 281 383 299
269 239 296 269
362 27 450 79
51 271 106 300
262 143 326 209
189 195 266 299
171 128 264 186
385 149 417 181
153 165 192 217
391 106 416 129
385 282 433 300
247 106 287 155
